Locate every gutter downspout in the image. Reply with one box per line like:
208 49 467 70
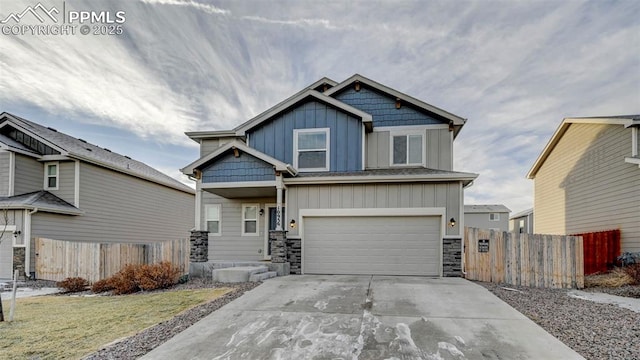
24 208 38 279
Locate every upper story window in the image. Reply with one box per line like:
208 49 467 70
293 128 330 172
44 162 59 190
391 131 423 166
489 213 500 221
205 204 221 235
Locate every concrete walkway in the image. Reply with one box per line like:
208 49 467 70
568 290 640 313
141 275 584 360
1 287 60 300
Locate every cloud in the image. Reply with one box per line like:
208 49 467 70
139 0 229 15
1 0 637 213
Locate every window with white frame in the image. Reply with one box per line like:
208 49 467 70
391 132 423 165
205 204 221 235
242 204 259 236
44 162 59 190
294 128 330 171
489 213 500 221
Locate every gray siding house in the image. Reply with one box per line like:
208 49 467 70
528 115 640 252
182 75 478 276
0 113 195 280
464 205 511 232
510 208 534 234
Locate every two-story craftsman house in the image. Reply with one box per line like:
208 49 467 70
182 75 477 276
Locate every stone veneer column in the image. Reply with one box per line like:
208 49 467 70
13 248 26 280
269 230 288 263
190 230 209 262
286 238 301 274
443 238 462 277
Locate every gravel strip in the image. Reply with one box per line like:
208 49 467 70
83 280 261 360
479 282 640 360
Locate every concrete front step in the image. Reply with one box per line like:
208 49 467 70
249 271 278 282
190 261 290 279
212 266 269 283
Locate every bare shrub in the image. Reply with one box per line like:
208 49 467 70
91 278 115 293
135 262 182 291
623 263 640 285
57 277 89 293
109 264 139 295
585 268 634 288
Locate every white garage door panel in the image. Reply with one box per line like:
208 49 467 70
303 216 441 276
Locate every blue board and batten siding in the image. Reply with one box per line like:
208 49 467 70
202 151 275 183
334 87 444 127
248 100 363 172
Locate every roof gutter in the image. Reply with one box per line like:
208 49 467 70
284 173 478 185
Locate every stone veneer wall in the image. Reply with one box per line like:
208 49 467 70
443 238 462 277
269 230 288 263
286 238 301 274
190 230 209 262
13 247 26 280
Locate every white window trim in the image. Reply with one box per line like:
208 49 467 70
389 130 426 167
43 161 59 190
241 203 259 236
205 204 221 236
293 128 330 172
489 213 500 221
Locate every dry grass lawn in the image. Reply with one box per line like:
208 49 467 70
0 288 231 360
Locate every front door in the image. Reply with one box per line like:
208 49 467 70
264 206 285 260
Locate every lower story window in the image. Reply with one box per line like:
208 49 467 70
242 204 258 236
205 204 221 235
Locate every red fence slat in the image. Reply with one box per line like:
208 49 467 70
573 229 620 275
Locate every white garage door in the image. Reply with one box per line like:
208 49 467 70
303 215 441 276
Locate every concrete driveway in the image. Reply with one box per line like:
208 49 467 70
141 275 584 360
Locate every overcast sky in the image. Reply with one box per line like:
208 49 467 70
1 0 638 214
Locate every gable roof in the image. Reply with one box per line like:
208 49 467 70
527 115 640 179
233 89 373 136
0 191 82 215
0 113 194 194
464 204 511 213
181 140 297 176
324 74 467 136
510 208 533 220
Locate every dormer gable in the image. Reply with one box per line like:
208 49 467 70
325 74 466 138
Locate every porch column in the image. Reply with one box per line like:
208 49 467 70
194 183 203 230
275 173 284 231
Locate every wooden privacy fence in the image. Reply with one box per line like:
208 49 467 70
573 229 620 275
464 227 584 289
35 238 189 282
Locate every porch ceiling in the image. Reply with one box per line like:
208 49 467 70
203 186 277 198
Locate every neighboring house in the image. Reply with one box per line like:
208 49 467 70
528 115 640 252
464 204 510 232
181 74 478 277
0 113 195 280
509 208 534 234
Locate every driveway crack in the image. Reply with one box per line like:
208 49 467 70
352 275 374 359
